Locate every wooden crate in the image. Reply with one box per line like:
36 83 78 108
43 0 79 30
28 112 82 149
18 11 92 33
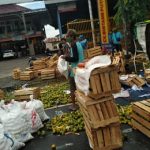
112 55 125 73
46 60 58 69
20 71 34 81
85 120 122 150
12 68 21 80
75 91 119 129
41 69 56 80
25 67 41 78
120 75 146 87
67 19 100 43
87 65 121 99
33 60 46 70
145 69 150 82
0 89 4 99
84 46 102 59
131 100 150 138
14 87 40 101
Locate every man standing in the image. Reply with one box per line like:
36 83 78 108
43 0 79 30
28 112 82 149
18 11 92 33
62 29 84 111
111 28 123 52
79 34 88 50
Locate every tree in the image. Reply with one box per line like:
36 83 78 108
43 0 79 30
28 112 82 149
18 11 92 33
114 0 150 25
114 0 150 52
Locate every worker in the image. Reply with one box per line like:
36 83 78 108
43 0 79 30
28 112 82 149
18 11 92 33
61 37 70 57
61 29 84 111
58 42 64 56
111 28 123 53
78 34 88 50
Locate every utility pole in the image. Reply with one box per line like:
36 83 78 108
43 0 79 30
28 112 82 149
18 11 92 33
22 13 35 55
57 6 62 38
88 0 96 47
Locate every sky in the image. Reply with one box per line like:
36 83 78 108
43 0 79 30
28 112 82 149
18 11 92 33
18 1 60 38
18 1 45 10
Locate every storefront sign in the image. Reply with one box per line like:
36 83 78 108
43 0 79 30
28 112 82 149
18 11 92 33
58 2 77 13
98 0 109 44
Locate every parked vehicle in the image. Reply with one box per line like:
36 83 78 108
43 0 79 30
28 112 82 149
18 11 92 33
2 50 17 59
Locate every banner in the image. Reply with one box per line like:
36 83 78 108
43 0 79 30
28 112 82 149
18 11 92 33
136 23 147 52
98 0 109 44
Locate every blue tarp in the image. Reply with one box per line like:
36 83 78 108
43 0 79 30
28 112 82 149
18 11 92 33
116 85 150 106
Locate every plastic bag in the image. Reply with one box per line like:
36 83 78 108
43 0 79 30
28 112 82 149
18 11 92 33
57 56 69 79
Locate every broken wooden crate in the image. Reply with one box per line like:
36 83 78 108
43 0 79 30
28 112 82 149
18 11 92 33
20 71 34 81
131 100 150 138
112 55 125 73
86 65 121 99
84 46 102 59
12 68 21 80
14 87 40 101
120 75 146 87
41 69 56 80
85 120 122 150
33 60 46 70
0 89 4 99
75 91 120 129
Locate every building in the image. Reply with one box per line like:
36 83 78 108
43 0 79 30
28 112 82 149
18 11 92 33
45 0 117 34
0 2 50 57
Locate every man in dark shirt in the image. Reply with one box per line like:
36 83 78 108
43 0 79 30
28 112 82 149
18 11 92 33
62 29 84 111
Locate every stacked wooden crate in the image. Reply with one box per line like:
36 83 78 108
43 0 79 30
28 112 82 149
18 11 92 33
14 87 40 101
131 100 150 138
88 65 121 99
84 46 102 59
112 53 125 73
12 68 21 80
75 65 122 150
41 69 56 80
46 55 58 69
33 60 46 70
0 89 4 99
20 71 35 81
120 75 146 87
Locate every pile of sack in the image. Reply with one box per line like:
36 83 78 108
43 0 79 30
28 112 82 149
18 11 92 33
0 96 49 150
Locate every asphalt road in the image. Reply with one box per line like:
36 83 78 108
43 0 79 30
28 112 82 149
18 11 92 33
0 57 29 78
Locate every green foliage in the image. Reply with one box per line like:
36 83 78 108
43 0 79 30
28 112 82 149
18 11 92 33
114 0 150 25
4 92 15 103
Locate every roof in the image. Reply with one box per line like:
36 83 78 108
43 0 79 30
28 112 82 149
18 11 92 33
44 0 76 5
0 0 34 5
0 4 30 15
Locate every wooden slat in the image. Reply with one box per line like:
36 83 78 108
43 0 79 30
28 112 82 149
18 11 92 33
96 130 104 148
100 74 107 92
94 75 102 93
103 127 111 146
90 75 97 94
132 104 150 121
132 113 150 130
105 73 111 91
132 119 150 138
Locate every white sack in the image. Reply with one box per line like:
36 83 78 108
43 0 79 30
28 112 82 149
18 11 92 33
23 108 43 133
57 56 69 79
0 124 25 150
26 95 49 121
